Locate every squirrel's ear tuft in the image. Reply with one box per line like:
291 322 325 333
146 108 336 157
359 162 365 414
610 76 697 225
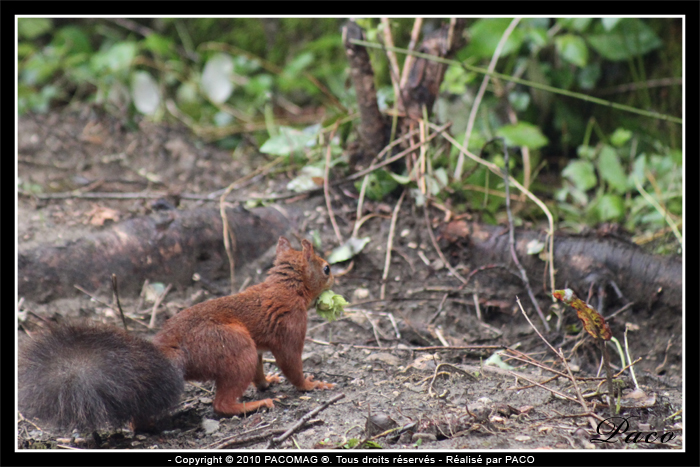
301 239 313 260
277 236 292 254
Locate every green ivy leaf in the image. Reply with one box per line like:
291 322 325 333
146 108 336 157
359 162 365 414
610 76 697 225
508 91 531 111
496 122 549 149
355 169 399 201
578 63 601 89
260 126 315 158
327 237 371 264
18 43 36 60
610 128 632 147
18 18 52 40
555 34 589 67
602 18 622 31
441 65 472 94
557 18 593 32
143 33 174 57
596 194 625 221
669 149 682 166
389 172 412 185
587 18 662 61
465 19 525 59
283 51 314 77
598 145 628 192
576 145 597 160
246 74 274 96
91 42 137 74
485 353 515 370
563 160 597 192
286 165 324 192
525 27 548 48
629 154 647 187
176 81 199 104
53 26 92 55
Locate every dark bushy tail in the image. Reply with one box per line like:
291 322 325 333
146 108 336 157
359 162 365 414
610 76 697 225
19 323 184 432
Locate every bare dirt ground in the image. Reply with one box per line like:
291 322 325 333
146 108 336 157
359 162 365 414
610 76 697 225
16 109 683 451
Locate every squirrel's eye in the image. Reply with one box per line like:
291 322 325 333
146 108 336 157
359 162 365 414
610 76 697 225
323 265 330 275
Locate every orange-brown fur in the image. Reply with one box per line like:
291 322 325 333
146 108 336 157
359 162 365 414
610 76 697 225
153 236 334 416
19 236 335 431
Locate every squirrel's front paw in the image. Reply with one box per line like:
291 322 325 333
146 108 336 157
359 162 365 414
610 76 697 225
266 373 281 385
299 375 335 391
255 372 282 391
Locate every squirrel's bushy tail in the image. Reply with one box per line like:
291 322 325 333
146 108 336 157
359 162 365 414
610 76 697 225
19 323 184 431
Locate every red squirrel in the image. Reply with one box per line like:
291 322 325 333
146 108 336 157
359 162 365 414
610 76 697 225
19 236 335 432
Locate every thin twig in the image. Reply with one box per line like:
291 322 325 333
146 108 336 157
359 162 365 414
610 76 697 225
148 284 172 329
507 371 578 403
385 312 401 339
509 373 560 391
455 18 521 180
399 18 423 88
18 412 45 432
634 175 682 247
433 123 556 296
418 118 427 194
220 188 238 294
455 264 521 295
600 339 615 417
428 363 478 397
359 309 384 348
349 344 503 351
559 347 598 431
504 348 569 380
212 420 323 449
615 356 643 379
380 189 406 300
434 327 450 347
423 206 467 284
500 139 549 332
347 123 451 183
110 18 198 61
351 129 419 240
111 274 127 331
516 297 558 356
623 324 641 390
352 175 370 239
208 423 271 449
380 18 402 103
428 293 449 325
604 301 635 321
517 298 598 428
324 121 343 245
214 159 287 293
597 77 683 95
74 284 118 313
267 394 346 448
472 292 482 321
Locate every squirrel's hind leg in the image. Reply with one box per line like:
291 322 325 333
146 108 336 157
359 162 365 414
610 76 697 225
210 324 275 416
214 367 276 416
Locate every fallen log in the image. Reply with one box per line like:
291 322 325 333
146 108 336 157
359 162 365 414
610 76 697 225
445 221 682 313
18 206 292 303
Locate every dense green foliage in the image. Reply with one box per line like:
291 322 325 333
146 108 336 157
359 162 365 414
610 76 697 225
17 18 682 250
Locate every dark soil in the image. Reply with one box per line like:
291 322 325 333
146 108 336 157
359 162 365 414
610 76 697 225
17 109 683 451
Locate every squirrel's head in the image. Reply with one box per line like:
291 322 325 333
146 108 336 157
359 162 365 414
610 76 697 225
275 236 334 297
